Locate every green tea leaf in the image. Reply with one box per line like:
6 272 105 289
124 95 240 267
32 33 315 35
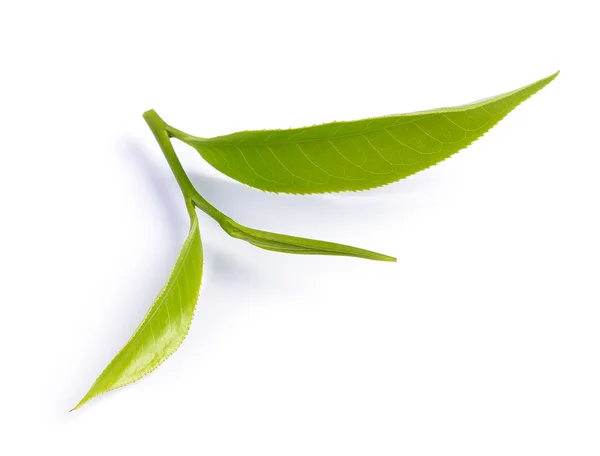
74 213 203 410
219 218 396 262
168 72 558 194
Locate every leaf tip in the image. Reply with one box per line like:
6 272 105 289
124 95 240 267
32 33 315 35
370 252 397 262
69 404 81 413
70 394 91 412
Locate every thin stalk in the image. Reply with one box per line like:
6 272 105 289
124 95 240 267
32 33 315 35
143 110 195 200
143 109 229 224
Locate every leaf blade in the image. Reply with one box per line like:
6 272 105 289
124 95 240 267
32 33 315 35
171 72 558 194
73 214 203 410
222 219 396 262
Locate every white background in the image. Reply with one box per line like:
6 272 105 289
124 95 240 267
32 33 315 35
1 0 598 454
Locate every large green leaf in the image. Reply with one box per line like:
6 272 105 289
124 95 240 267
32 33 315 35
74 213 203 410
168 72 558 194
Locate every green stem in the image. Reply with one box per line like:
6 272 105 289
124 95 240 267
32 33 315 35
143 109 230 224
164 123 197 141
143 111 194 202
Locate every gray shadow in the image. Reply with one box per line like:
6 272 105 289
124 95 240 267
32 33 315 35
186 170 439 238
120 140 260 286
120 139 184 249
202 244 260 286
60 139 189 416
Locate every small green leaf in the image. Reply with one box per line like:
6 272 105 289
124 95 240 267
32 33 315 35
73 213 203 410
168 72 558 194
220 219 396 262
